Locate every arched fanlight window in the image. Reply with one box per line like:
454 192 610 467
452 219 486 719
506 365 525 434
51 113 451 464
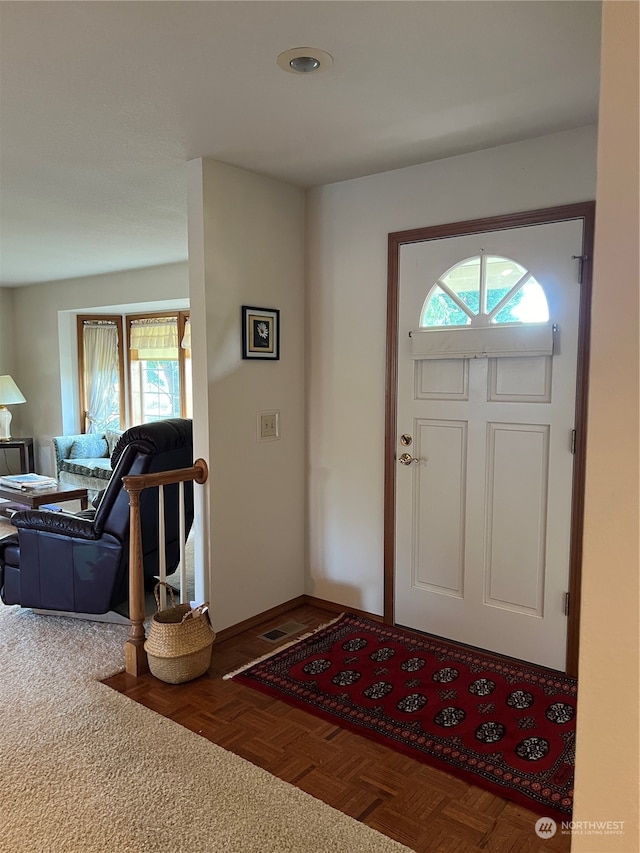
421 256 549 328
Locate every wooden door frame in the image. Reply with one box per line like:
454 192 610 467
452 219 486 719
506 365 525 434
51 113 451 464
383 202 595 677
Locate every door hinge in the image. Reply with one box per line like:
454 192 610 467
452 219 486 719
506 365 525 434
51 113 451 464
571 254 588 284
564 592 571 617
570 429 577 454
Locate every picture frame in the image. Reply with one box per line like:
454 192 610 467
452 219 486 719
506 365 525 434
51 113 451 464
241 306 280 360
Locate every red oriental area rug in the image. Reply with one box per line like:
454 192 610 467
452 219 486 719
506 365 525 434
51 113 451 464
228 612 577 819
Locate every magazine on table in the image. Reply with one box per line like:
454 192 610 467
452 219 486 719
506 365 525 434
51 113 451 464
0 473 57 492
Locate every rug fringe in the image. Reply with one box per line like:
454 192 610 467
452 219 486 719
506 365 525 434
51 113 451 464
223 613 345 680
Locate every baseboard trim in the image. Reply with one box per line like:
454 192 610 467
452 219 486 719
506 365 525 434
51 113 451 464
214 596 306 643
303 595 383 623
213 595 383 644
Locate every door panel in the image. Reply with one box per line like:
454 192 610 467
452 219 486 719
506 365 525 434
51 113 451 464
417 359 469 400
489 356 552 402
394 219 583 670
414 419 466 596
484 421 549 614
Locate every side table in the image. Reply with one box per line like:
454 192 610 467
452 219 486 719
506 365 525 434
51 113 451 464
0 437 35 474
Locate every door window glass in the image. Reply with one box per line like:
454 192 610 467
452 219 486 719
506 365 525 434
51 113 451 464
421 256 549 327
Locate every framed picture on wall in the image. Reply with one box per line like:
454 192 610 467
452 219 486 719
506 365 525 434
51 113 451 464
241 306 280 360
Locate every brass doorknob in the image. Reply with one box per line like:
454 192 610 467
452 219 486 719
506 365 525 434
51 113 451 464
398 452 420 465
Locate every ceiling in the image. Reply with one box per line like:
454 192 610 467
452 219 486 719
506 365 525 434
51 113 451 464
0 1 602 287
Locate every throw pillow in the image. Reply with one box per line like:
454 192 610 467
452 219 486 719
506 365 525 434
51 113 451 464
68 435 109 459
105 429 124 456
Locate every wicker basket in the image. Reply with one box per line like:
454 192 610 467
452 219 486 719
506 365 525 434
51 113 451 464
144 582 216 684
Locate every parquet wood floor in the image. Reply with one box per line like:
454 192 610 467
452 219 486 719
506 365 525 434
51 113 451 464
104 604 572 853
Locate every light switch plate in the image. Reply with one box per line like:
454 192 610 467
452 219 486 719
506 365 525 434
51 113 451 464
258 410 280 441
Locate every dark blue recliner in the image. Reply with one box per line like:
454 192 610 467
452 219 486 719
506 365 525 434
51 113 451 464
0 419 194 614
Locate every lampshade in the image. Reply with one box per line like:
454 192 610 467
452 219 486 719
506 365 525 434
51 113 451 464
0 375 26 441
0 375 26 405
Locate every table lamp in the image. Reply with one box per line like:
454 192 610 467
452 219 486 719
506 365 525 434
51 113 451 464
0 375 26 441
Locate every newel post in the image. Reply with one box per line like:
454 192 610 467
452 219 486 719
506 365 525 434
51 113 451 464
124 486 149 676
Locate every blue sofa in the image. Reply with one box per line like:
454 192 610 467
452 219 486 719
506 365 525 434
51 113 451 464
52 429 123 501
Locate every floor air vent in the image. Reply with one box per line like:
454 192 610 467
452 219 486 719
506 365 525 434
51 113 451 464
258 620 307 643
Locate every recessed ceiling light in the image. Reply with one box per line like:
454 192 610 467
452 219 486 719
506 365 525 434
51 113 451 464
277 47 333 75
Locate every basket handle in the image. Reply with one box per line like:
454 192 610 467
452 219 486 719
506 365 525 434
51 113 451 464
153 581 178 612
181 603 211 624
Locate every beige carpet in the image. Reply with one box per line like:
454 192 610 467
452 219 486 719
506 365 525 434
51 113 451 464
0 604 412 853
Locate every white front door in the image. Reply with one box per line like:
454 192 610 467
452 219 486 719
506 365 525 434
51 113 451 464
394 219 584 671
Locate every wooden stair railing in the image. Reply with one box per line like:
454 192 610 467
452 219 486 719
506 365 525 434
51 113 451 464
122 458 208 676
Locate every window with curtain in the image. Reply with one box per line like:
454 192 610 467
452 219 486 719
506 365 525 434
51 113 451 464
128 312 192 425
77 311 191 432
78 319 124 433
129 317 179 423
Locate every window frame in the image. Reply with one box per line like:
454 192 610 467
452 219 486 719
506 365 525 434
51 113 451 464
76 310 190 433
76 315 126 432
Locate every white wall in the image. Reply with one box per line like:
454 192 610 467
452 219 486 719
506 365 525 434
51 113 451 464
9 262 188 472
0 287 18 475
188 159 306 631
573 1 639 849
306 126 598 614
0 287 15 376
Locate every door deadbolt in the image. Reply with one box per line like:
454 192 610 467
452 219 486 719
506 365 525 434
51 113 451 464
400 434 413 447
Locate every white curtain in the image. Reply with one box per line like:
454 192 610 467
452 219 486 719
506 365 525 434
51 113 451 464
130 318 178 352
181 318 191 351
83 323 119 433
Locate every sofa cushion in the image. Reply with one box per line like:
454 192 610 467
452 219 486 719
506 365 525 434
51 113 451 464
68 435 108 459
60 458 112 479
